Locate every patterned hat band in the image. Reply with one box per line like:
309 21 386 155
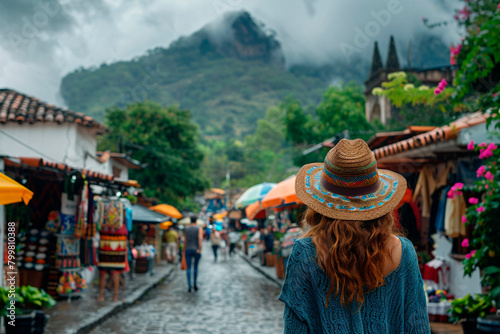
320 161 380 196
320 175 381 197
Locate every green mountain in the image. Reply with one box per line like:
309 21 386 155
60 11 448 137
60 12 365 137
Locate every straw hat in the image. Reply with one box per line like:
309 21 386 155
295 139 406 221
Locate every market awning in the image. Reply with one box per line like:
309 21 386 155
204 188 226 199
115 179 141 188
245 201 266 220
160 221 174 230
132 204 170 224
372 112 488 162
0 172 33 205
262 175 302 209
4 157 114 182
150 204 183 219
367 126 437 150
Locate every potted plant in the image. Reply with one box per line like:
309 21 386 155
0 286 56 334
449 294 494 334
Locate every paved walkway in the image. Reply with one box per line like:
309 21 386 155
238 250 284 287
90 242 285 334
45 263 173 334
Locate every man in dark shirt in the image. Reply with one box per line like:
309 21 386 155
260 225 274 265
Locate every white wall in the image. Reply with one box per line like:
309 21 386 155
0 123 99 171
84 158 129 180
433 234 482 298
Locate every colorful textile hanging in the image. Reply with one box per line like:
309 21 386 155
97 200 124 229
98 224 128 271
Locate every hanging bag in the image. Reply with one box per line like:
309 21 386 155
181 251 187 271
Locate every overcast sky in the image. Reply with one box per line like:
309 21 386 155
0 0 461 106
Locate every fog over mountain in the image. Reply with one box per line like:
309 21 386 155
0 0 461 105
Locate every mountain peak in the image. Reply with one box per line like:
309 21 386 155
171 11 285 66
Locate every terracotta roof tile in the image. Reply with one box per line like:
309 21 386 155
0 88 107 134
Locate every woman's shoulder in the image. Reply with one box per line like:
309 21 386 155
390 235 419 276
290 237 317 260
396 235 417 258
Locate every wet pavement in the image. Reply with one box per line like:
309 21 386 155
89 242 285 334
45 264 173 334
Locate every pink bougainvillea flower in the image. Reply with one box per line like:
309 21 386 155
462 215 467 224
453 182 464 190
479 148 493 159
467 140 475 150
469 197 479 205
477 165 486 177
487 143 498 151
477 206 485 213
461 239 469 248
479 142 488 147
485 171 494 181
465 250 476 259
447 189 455 199
485 184 489 189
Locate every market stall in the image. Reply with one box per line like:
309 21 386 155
368 112 496 323
1 156 131 299
0 172 34 286
131 204 171 273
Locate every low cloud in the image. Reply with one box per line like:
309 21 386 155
0 0 461 105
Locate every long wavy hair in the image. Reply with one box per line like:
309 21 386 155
302 208 399 308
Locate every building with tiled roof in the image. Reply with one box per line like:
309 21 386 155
0 88 106 133
0 88 109 175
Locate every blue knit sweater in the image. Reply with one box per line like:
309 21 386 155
279 236 431 333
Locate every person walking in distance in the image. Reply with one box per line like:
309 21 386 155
164 226 180 264
227 228 240 256
210 226 221 262
184 216 203 292
279 139 430 333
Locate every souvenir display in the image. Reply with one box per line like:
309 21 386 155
45 211 60 233
57 213 76 236
97 200 124 229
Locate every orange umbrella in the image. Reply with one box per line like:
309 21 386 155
245 201 266 220
262 175 302 209
0 172 33 205
150 204 183 219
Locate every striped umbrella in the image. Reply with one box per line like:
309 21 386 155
235 182 276 209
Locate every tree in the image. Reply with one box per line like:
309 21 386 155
372 72 463 130
452 0 500 113
99 102 209 208
315 82 372 141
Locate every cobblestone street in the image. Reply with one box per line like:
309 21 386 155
90 244 285 334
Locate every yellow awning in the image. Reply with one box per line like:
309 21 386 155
150 204 183 219
0 172 33 205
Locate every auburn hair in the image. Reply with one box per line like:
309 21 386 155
301 208 399 308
